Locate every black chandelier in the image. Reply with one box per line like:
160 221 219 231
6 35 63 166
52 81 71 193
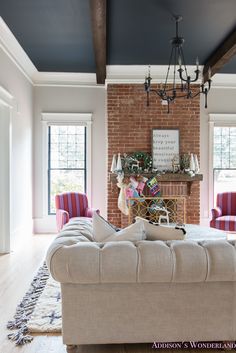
144 15 212 113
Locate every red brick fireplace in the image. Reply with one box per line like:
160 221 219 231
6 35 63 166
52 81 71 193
107 84 200 227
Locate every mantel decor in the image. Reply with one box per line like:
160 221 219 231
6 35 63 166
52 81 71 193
144 15 212 113
152 129 179 171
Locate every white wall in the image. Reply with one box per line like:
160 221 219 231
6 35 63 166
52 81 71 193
200 86 236 226
0 48 33 247
33 85 106 232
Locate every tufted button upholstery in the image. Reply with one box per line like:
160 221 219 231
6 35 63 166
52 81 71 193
46 220 236 284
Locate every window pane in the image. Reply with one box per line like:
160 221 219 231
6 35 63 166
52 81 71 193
221 127 230 135
214 127 221 136
222 158 230 168
230 127 236 135
214 156 221 168
230 160 236 168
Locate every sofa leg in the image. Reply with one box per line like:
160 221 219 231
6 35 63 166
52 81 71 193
66 345 78 353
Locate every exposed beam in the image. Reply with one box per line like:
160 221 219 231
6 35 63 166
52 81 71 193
90 0 107 84
203 27 236 82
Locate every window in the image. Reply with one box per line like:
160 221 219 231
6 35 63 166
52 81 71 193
213 126 236 200
48 125 86 214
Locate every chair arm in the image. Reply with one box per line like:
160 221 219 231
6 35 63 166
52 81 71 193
211 206 222 220
56 209 69 232
84 208 100 218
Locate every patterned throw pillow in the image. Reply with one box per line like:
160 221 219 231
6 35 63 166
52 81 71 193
135 216 186 241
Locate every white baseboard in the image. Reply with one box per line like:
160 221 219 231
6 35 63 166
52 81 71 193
10 220 34 251
33 216 57 234
11 219 33 237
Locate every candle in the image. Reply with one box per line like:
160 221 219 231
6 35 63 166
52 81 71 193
208 67 211 80
196 57 199 70
110 154 117 173
178 56 182 68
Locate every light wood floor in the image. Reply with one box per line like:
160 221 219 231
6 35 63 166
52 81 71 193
0 234 230 353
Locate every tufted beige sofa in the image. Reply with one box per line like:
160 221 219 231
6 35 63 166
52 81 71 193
46 219 236 353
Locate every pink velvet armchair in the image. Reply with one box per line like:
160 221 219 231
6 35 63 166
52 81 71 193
55 192 99 231
210 192 236 231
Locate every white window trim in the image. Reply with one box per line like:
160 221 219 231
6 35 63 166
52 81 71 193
208 114 236 212
0 86 14 253
41 113 92 219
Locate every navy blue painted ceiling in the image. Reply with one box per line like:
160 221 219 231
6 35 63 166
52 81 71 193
0 0 235 73
0 0 96 72
108 0 236 74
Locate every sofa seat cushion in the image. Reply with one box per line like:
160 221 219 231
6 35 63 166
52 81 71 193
210 216 236 231
185 224 226 240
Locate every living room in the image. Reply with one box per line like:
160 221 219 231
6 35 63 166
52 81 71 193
0 0 236 352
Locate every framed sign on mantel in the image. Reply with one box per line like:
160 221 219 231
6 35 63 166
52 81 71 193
152 128 179 171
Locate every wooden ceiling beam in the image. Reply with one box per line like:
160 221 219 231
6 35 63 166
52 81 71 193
90 0 107 84
203 27 236 82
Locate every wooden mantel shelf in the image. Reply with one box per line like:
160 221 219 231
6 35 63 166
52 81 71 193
109 173 203 195
109 172 203 183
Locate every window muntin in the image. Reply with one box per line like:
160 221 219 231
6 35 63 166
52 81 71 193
48 125 86 214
